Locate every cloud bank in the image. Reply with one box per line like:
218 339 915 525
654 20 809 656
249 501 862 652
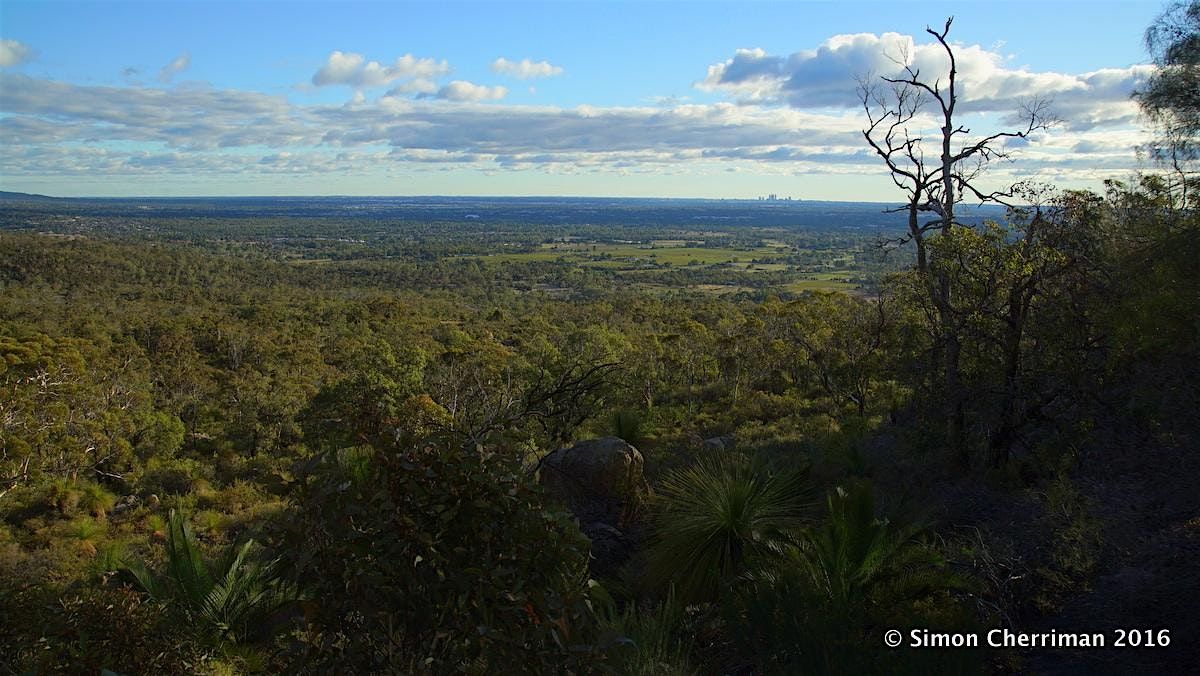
0 30 1155 193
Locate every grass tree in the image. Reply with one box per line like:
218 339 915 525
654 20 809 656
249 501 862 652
796 483 957 623
647 452 812 603
123 509 298 645
733 482 971 673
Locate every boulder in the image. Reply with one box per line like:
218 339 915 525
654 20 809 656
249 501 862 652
538 436 651 574
703 434 736 452
539 436 650 526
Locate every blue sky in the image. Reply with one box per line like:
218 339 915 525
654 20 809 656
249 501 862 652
0 1 1169 199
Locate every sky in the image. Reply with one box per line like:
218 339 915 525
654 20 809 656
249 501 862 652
0 0 1171 200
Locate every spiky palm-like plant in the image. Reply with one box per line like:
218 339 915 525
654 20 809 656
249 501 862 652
647 453 812 603
733 482 969 673
797 482 955 623
124 509 298 644
79 481 117 518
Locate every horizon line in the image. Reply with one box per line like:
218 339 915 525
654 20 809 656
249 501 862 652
2 191 1016 208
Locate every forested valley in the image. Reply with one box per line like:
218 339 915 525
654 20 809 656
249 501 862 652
2 8 1198 676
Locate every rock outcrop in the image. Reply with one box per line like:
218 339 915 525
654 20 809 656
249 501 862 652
538 436 651 575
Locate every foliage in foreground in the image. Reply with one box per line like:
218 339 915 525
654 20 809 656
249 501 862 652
122 509 299 646
0 579 209 674
598 588 696 676
730 483 977 674
284 436 605 673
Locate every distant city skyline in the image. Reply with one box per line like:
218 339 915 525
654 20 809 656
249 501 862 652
0 1 1169 200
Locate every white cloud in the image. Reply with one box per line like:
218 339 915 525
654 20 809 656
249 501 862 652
699 31 1152 129
387 78 438 96
0 42 1152 189
312 51 450 88
0 39 33 68
434 80 507 102
0 73 304 150
491 57 564 79
157 52 191 83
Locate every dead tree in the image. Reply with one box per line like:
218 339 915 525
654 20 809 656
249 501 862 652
860 17 1052 465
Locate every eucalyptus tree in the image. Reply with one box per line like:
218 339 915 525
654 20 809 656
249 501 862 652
1136 0 1199 206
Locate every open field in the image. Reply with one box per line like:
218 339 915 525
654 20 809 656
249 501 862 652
2 194 903 298
472 242 790 266
784 278 858 293
464 240 863 294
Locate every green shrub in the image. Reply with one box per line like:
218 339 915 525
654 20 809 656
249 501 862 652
217 479 269 512
286 435 604 673
134 410 186 460
45 477 83 515
1032 476 1101 613
0 484 54 527
145 512 166 535
93 539 129 575
62 516 105 542
335 444 375 487
137 457 205 496
0 582 209 673
194 509 227 536
193 478 219 509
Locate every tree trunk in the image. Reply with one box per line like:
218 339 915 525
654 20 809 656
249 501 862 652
990 289 1028 467
943 331 967 466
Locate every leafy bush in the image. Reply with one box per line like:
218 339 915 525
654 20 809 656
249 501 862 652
134 410 186 460
92 539 129 575
793 483 960 625
79 480 117 518
0 583 209 674
45 477 83 516
62 515 105 542
136 456 206 496
145 512 166 536
194 509 228 536
1031 476 1102 613
286 435 604 673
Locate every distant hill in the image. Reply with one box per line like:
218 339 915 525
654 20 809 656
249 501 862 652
0 191 61 202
